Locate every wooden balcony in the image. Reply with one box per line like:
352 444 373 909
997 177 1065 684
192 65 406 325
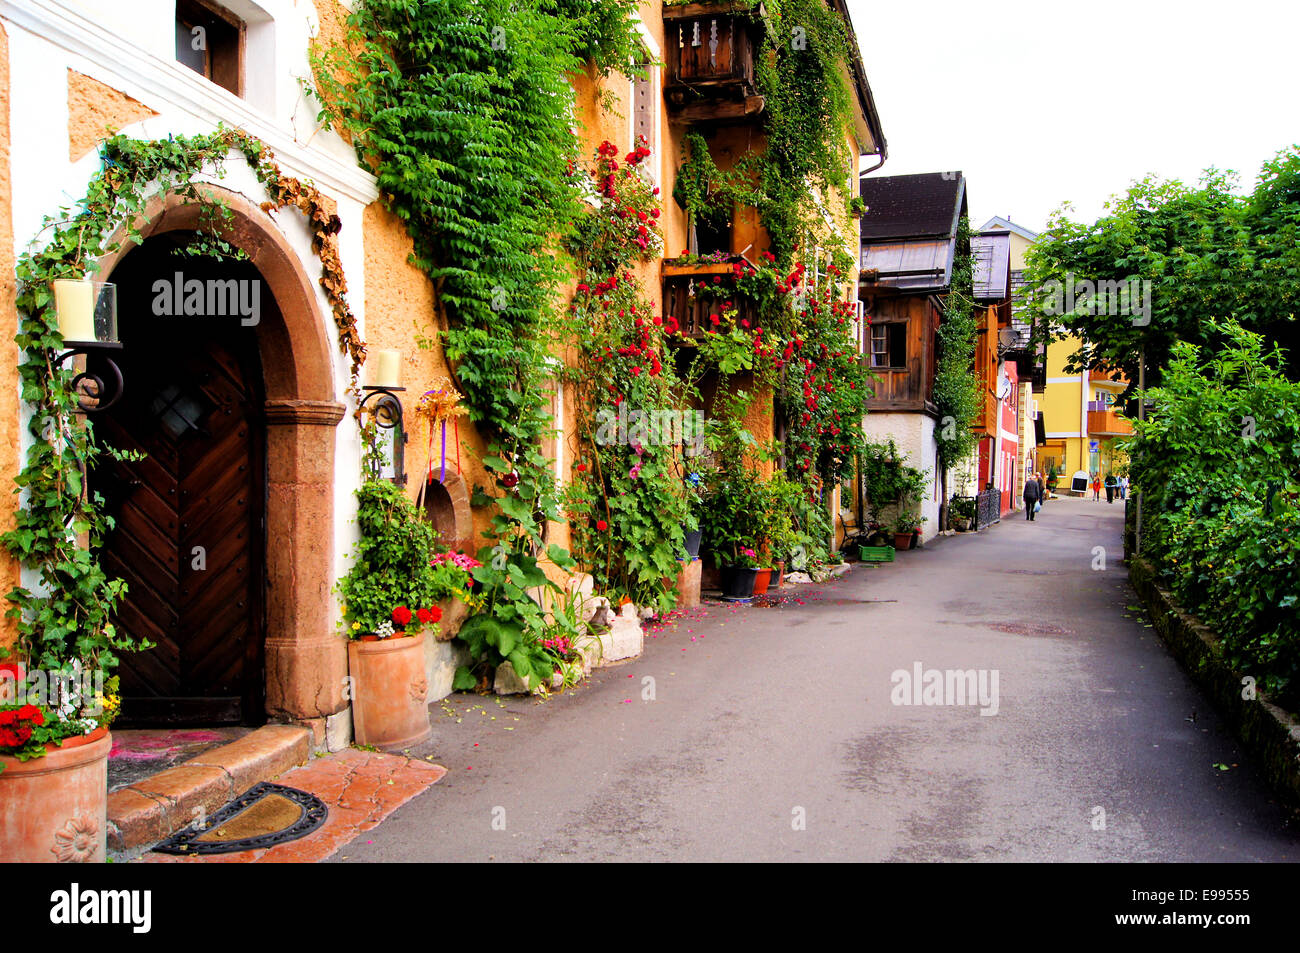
969 388 997 438
1089 367 1127 388
663 2 765 123
662 259 757 339
1087 409 1133 436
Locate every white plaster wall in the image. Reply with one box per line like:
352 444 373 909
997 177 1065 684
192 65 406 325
861 412 941 543
3 0 377 614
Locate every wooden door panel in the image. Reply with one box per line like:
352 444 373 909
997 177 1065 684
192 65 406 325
95 290 264 724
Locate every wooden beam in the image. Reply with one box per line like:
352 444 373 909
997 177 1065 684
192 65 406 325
669 95 766 124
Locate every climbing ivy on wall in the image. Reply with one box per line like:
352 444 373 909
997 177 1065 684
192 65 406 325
933 218 981 474
308 0 641 457
667 0 867 497
672 0 857 266
2 129 362 686
559 140 694 611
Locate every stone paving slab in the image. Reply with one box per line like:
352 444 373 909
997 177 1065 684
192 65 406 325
108 724 311 851
140 748 447 863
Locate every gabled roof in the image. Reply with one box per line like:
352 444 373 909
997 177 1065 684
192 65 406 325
860 172 966 240
859 172 967 291
976 216 1039 241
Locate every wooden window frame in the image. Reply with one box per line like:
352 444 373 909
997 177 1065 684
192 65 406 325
870 321 907 370
175 0 246 98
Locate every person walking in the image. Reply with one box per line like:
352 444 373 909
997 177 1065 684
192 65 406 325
1036 472 1046 508
1119 474 1128 500
1023 469 1040 520
1104 472 1116 504
1091 474 1101 501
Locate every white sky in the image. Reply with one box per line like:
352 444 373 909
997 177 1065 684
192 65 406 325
849 0 1300 232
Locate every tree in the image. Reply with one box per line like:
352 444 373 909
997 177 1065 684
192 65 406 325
1023 147 1300 401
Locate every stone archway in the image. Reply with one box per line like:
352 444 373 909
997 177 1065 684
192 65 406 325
98 186 347 729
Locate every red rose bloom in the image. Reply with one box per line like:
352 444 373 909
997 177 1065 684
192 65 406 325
596 520 608 531
392 606 413 627
577 463 588 472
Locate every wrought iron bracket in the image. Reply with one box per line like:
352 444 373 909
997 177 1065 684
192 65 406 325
55 343 125 414
359 385 408 485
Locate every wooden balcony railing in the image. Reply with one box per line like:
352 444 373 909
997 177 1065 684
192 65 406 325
969 389 997 437
662 260 757 339
1087 409 1133 435
663 2 764 122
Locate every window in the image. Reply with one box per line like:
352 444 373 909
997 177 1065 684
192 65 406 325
870 322 906 369
691 215 731 257
631 55 657 184
175 0 244 97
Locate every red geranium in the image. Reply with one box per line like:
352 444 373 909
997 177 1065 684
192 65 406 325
596 520 608 531
392 606 413 627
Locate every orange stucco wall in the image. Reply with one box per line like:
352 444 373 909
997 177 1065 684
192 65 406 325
67 69 158 162
359 201 495 553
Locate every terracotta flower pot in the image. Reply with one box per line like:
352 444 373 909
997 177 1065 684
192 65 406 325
893 532 913 550
752 568 771 596
0 726 110 863
348 632 432 750
773 560 785 589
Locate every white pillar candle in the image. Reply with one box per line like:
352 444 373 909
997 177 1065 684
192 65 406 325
370 348 401 388
53 279 95 342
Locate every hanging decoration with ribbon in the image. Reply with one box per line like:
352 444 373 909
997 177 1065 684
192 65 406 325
415 377 468 487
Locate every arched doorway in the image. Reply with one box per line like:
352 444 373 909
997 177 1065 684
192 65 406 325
92 187 348 727
95 236 267 724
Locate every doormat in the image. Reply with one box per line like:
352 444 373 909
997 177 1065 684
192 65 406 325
152 782 328 855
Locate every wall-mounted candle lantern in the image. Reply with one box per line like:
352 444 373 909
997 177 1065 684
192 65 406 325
359 349 408 485
51 278 123 413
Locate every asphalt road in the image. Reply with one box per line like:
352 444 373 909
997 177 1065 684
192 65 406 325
336 496 1300 862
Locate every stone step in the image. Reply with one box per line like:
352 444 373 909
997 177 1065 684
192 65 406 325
106 724 311 852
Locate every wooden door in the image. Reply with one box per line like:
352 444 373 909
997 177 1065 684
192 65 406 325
93 256 266 725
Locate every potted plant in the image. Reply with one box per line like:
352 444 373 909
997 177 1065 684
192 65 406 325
0 401 146 862
337 480 450 749
1046 461 1060 494
0 664 120 863
681 471 705 560
756 475 800 592
891 514 923 550
949 495 976 532
720 547 761 601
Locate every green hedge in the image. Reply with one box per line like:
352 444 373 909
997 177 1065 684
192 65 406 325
1131 321 1300 705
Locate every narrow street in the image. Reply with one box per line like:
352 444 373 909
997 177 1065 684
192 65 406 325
337 499 1300 862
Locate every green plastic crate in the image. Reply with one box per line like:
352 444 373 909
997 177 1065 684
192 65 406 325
859 545 895 563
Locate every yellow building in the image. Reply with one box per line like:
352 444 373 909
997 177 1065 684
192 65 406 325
1037 333 1132 492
